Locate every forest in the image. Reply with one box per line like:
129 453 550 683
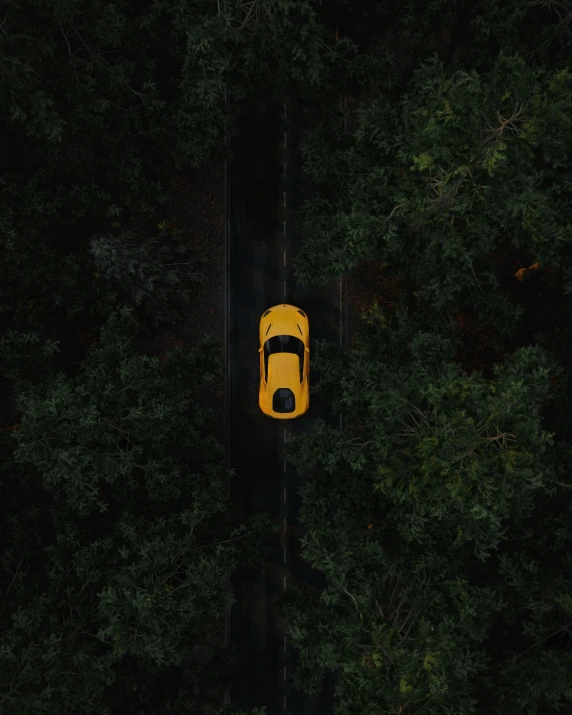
1 0 572 713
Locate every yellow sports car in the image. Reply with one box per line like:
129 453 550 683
259 304 310 419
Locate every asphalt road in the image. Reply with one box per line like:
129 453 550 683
228 94 345 715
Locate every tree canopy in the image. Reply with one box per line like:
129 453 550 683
0 307 277 713
277 302 572 713
276 0 572 712
292 50 572 342
3 0 572 712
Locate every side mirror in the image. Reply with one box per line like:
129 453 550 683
259 347 263 352
305 346 309 352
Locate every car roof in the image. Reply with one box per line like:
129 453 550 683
267 353 303 397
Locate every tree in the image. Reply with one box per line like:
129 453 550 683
291 51 572 343
0 2 375 711
0 0 388 367
0 307 277 714
89 223 208 329
275 303 572 713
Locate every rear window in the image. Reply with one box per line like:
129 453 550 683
273 388 295 413
264 334 304 383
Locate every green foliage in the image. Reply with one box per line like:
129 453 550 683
0 0 377 169
0 2 365 712
292 51 572 342
276 304 572 713
280 3 572 713
4 0 572 713
0 308 276 714
0 0 384 361
0 329 61 385
89 226 208 328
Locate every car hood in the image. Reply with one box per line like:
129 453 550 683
261 305 308 344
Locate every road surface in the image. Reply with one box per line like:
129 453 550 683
228 94 345 715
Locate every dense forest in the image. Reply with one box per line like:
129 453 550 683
1 0 572 713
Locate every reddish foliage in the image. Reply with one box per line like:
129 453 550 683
453 311 502 378
77 327 100 347
347 258 412 349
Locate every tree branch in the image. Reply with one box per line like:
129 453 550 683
514 619 572 661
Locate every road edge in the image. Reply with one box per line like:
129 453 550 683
223 78 232 710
